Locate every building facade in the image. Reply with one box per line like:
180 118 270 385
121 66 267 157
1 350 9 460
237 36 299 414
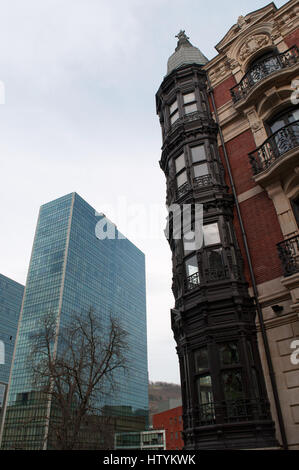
156 29 278 449
204 0 299 449
0 274 24 419
153 406 184 450
0 193 148 449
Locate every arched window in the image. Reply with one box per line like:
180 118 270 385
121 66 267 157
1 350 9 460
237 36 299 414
0 340 5 365
246 48 281 84
267 106 299 135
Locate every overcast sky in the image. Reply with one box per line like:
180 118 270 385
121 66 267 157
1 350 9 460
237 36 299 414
0 0 287 384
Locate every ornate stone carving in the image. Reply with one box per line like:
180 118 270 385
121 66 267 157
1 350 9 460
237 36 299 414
226 57 239 70
239 34 271 63
237 15 247 28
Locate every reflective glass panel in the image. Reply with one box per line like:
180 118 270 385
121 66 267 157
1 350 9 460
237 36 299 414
185 255 198 277
203 223 220 245
176 171 187 188
183 92 195 104
175 153 185 174
195 348 209 373
219 343 239 366
191 145 206 163
184 103 197 114
170 100 178 114
194 163 208 178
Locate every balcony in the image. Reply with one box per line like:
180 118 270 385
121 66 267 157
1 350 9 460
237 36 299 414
193 174 213 188
176 181 191 200
277 235 299 277
248 120 299 181
185 398 271 428
185 271 200 291
230 46 299 104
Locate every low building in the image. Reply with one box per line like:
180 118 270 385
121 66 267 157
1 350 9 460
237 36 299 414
114 429 166 450
0 274 24 422
153 406 184 450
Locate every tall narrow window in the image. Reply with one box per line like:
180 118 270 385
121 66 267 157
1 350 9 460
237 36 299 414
175 153 187 191
219 343 240 366
203 223 221 246
196 375 215 422
170 99 179 125
191 145 206 163
222 370 244 401
195 347 209 373
185 254 199 289
183 92 197 114
183 229 196 254
194 347 215 422
190 144 209 185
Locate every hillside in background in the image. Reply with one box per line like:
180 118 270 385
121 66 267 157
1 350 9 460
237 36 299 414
148 381 182 421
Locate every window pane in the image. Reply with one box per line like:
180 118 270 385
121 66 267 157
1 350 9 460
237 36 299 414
170 100 178 114
196 375 215 421
185 254 198 277
191 145 206 162
195 348 209 373
194 163 208 178
175 153 185 174
203 223 220 245
183 92 195 104
184 103 197 114
197 375 213 404
207 248 224 272
222 370 244 401
270 118 285 134
183 230 196 254
290 108 299 122
176 171 187 188
170 110 179 124
219 343 239 366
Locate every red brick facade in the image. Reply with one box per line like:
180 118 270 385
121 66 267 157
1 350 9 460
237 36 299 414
211 74 237 108
152 406 184 450
284 29 299 48
234 194 284 286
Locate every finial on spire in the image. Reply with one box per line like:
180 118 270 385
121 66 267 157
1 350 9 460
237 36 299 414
175 30 189 41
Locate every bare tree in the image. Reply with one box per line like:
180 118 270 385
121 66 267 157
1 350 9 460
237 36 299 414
28 308 128 450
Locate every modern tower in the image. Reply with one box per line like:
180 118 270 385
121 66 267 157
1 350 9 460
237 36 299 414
0 193 148 449
156 31 278 449
0 275 24 417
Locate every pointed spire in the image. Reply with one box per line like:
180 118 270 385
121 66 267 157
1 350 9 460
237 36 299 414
166 31 208 75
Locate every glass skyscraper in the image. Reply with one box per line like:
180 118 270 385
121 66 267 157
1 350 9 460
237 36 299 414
0 193 148 449
0 275 24 415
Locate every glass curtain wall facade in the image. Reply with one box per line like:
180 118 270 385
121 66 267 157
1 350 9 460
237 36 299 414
0 275 24 418
0 193 148 449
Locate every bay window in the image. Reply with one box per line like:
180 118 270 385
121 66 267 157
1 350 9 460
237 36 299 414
183 91 197 114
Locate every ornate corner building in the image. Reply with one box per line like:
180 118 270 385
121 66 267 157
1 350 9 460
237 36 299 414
156 0 299 450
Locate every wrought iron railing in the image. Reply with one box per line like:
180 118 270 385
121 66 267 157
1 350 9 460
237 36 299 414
193 174 212 188
277 235 299 277
230 46 299 103
185 272 200 290
222 398 271 423
176 181 190 200
248 120 299 175
184 398 271 428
